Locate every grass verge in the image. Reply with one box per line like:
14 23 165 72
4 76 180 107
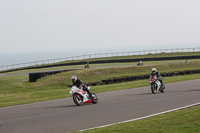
0 73 200 107
75 105 200 133
1 59 200 75
0 61 200 107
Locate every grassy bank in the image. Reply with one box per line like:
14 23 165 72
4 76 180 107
0 53 200 107
76 105 200 133
0 71 200 107
1 59 200 76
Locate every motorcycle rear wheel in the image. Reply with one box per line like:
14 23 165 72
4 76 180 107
73 94 83 106
91 92 98 104
160 85 165 93
151 84 157 94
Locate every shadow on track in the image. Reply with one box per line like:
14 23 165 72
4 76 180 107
132 93 153 95
41 103 96 109
38 105 77 110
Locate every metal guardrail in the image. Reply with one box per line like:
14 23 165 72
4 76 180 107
1 47 200 71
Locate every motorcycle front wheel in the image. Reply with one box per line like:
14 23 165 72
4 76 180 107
151 84 157 94
91 92 98 104
73 94 83 106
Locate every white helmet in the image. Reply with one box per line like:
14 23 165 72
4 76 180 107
152 68 157 74
71 76 77 83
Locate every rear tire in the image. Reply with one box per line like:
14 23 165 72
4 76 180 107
73 94 83 106
151 84 157 94
91 92 98 104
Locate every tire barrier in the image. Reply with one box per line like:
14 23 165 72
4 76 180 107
2 55 200 73
86 69 200 86
29 69 80 82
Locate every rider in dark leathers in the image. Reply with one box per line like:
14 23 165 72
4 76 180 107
150 68 164 86
71 76 92 97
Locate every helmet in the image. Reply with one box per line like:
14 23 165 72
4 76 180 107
152 68 157 74
71 76 77 83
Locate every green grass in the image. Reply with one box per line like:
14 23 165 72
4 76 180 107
1 58 199 76
0 53 200 107
0 62 200 107
76 105 200 133
56 62 200 87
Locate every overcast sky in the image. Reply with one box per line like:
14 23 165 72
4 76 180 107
0 0 200 56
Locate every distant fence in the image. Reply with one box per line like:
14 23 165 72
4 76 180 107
1 47 200 71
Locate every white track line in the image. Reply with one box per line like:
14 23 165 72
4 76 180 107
79 102 200 132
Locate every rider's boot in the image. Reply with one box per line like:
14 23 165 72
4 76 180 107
159 80 164 86
83 85 93 99
85 89 92 98
161 82 165 89
88 91 93 99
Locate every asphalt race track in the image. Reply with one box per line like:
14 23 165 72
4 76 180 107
0 79 200 133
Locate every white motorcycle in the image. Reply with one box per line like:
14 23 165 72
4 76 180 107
69 86 98 106
149 75 165 94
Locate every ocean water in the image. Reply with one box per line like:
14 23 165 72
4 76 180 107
0 49 122 67
0 51 77 67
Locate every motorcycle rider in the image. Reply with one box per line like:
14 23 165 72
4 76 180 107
151 68 164 86
71 76 92 97
85 61 90 68
139 60 143 65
